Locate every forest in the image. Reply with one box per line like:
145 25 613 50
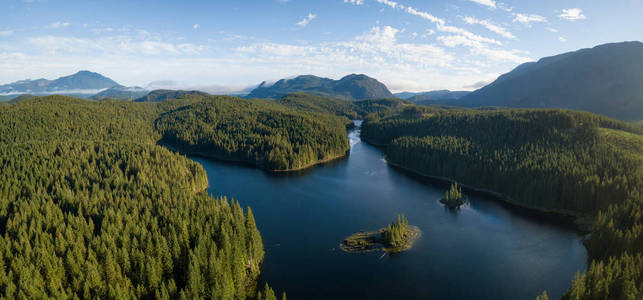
0 95 334 298
360 105 643 299
152 93 414 171
0 93 640 299
155 95 352 171
381 214 410 248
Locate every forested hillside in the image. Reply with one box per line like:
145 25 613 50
360 106 643 299
362 106 641 213
155 96 352 171
134 90 211 103
275 92 411 120
0 95 324 298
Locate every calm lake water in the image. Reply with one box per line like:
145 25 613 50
192 122 587 300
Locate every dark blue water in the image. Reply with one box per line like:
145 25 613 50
192 123 587 299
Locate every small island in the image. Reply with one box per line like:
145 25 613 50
440 183 466 209
340 214 421 254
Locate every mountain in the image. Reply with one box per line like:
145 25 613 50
393 92 419 99
456 42 643 121
407 90 470 103
92 85 148 101
246 74 394 100
8 94 36 103
133 89 211 102
0 71 118 95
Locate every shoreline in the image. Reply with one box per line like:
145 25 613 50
385 160 584 217
357 133 593 231
340 225 422 254
161 142 350 173
384 160 594 231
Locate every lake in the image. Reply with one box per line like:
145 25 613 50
192 121 587 299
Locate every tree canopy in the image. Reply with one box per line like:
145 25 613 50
360 105 643 299
0 95 271 299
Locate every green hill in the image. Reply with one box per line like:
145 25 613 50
92 85 148 100
155 95 351 171
134 89 211 102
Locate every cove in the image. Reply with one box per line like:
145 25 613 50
190 122 587 299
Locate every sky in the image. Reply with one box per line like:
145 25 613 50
1 0 642 92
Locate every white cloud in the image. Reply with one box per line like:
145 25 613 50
193 24 199 29
468 47 530 64
26 35 206 56
559 8 586 20
422 29 436 38
512 13 547 27
463 17 516 40
558 36 567 42
377 0 403 10
91 27 114 34
296 13 317 27
375 0 501 46
370 0 530 66
464 80 491 89
546 27 558 33
0 23 529 93
438 35 484 48
467 0 496 9
344 0 364 5
355 26 398 45
0 30 14 37
48 22 71 29
437 23 501 45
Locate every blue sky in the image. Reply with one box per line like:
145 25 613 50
1 0 641 92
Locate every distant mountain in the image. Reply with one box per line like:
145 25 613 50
407 90 470 103
133 89 211 102
456 41 643 121
393 92 419 99
246 74 394 100
8 94 36 103
0 71 118 95
92 85 148 101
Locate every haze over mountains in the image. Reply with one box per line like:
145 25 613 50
246 74 394 100
395 90 471 103
1 42 642 121
455 41 643 120
92 85 148 101
0 71 117 95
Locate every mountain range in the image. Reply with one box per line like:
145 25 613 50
246 74 394 100
395 90 470 103
0 70 118 95
1 41 642 121
455 41 643 121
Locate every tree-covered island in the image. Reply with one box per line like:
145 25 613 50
340 215 421 254
440 183 466 209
